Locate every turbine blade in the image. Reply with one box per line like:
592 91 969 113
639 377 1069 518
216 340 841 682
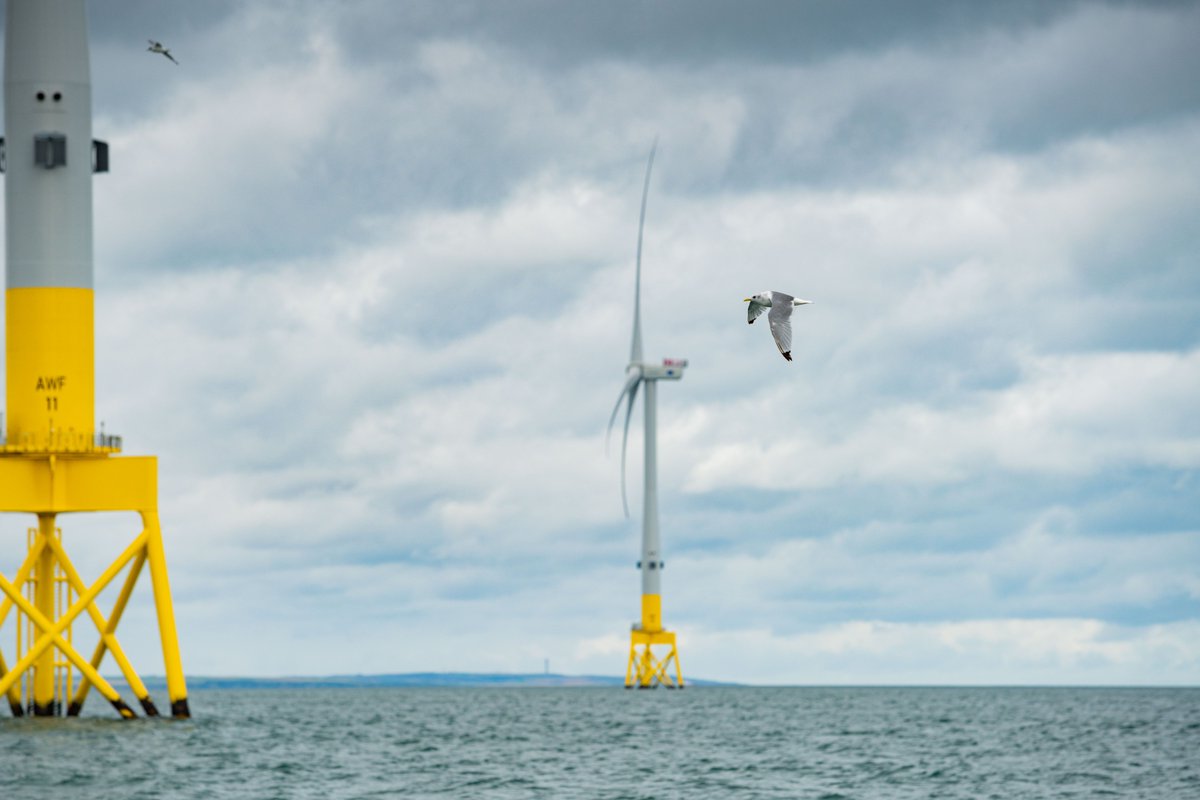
606 370 642 454
631 138 657 365
619 380 641 518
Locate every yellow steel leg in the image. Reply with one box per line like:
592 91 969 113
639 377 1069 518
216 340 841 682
0 650 23 716
143 511 189 717
667 642 686 690
0 534 46 714
33 514 57 715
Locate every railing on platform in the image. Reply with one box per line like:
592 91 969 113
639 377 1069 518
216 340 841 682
0 420 123 454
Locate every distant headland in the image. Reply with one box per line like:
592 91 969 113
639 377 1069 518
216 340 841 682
119 673 738 690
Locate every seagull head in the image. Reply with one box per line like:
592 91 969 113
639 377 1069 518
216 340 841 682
744 292 772 306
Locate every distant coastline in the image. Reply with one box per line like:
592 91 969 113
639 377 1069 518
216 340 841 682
112 676 1197 691
116 673 739 690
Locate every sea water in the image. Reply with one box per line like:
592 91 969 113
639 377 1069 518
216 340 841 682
0 687 1196 799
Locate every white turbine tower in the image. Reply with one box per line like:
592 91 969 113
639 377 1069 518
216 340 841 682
607 142 686 689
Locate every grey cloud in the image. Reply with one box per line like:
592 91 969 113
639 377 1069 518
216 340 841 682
80 0 1187 70
85 0 240 41
327 0 1087 68
77 0 1200 288
667 481 1200 629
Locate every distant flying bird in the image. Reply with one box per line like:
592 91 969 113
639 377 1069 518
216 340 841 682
147 40 178 65
744 291 811 361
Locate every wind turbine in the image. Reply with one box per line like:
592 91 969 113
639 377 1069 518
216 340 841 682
607 142 686 689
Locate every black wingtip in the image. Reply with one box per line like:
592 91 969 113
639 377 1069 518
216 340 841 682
782 351 792 361
748 319 754 324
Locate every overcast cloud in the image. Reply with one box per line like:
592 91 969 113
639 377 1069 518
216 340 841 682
1 0 1198 684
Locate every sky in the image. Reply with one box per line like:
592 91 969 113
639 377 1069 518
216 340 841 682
1 0 1198 685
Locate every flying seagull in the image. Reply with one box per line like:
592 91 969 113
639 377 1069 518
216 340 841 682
147 40 178 65
745 291 811 361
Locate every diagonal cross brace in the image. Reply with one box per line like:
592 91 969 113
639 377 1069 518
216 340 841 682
41 534 158 716
0 530 148 717
68 549 149 715
0 532 48 627
651 649 680 686
629 643 683 688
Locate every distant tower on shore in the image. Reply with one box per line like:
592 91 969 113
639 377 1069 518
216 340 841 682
607 144 685 689
0 0 189 718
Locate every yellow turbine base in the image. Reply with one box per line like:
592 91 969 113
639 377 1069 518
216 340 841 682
0 456 189 718
625 594 684 689
625 629 684 689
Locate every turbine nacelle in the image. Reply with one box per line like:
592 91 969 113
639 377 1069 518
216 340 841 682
635 359 688 381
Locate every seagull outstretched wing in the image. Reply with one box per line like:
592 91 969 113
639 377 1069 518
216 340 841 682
767 292 795 360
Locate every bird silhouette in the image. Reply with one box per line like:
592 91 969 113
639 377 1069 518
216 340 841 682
147 40 178 65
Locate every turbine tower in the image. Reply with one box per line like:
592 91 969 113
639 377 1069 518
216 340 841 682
608 143 686 689
0 0 189 717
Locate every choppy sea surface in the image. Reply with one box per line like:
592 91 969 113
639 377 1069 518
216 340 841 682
1 687 1197 799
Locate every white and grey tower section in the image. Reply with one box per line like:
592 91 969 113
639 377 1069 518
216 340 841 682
4 0 107 290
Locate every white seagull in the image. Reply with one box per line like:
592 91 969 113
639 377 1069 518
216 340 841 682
147 40 178 65
744 291 811 361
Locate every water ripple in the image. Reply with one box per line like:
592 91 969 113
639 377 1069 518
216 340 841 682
0 687 1196 799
